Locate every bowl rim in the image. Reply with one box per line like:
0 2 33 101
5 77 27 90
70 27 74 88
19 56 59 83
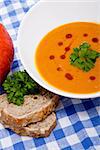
17 1 100 99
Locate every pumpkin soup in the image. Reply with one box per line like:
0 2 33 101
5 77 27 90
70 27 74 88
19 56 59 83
35 22 100 94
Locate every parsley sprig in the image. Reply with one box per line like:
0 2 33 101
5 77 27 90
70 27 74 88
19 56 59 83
3 71 40 106
70 42 100 72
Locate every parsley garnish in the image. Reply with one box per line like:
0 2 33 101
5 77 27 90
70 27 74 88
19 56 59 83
3 71 40 106
70 42 100 72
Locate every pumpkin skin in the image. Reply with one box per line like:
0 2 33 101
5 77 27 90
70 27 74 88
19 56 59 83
0 24 14 85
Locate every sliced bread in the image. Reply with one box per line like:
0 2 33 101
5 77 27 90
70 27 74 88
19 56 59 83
0 93 59 127
0 94 8 117
2 112 56 138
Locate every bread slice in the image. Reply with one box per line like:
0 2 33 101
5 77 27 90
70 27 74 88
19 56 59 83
0 93 59 127
0 94 8 117
2 112 56 138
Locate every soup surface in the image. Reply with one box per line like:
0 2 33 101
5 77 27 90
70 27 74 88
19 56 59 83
35 22 100 94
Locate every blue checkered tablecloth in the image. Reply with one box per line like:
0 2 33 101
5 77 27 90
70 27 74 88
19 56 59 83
0 0 100 150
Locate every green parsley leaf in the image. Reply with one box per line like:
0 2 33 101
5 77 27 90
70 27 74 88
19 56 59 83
70 42 100 72
3 71 40 106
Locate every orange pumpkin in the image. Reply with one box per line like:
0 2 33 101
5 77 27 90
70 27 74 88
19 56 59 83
0 24 14 85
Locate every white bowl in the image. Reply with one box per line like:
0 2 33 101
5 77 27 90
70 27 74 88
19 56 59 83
17 0 100 99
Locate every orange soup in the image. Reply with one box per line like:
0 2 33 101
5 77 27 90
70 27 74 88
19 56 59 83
35 22 100 94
